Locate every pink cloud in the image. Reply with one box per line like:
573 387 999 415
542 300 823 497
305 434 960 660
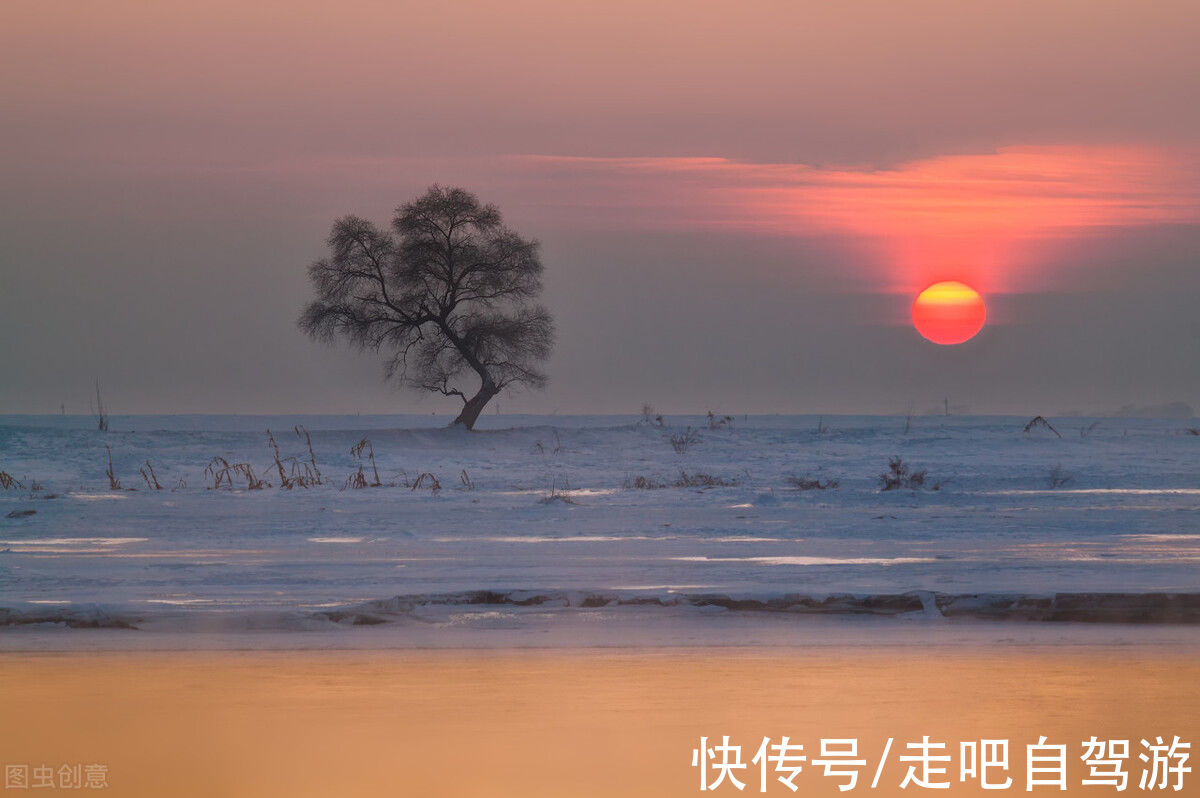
516 146 1200 294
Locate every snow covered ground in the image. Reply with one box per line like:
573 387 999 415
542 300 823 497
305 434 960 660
0 413 1197 644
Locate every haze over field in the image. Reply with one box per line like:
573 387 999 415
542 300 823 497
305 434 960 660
2 0 1199 416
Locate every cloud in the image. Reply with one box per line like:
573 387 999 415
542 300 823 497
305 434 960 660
514 146 1200 294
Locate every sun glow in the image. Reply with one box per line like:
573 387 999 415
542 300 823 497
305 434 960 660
911 281 987 345
518 146 1200 297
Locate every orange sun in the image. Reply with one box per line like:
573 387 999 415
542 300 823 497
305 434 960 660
912 281 987 345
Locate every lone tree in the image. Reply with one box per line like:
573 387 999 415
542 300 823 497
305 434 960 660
299 186 554 429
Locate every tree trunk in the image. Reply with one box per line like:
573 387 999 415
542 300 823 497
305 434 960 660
450 382 499 430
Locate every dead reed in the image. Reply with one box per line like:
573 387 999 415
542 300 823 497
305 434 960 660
104 445 121 490
1024 415 1062 438
267 429 318 488
139 461 163 490
349 438 382 487
411 472 441 493
203 456 267 490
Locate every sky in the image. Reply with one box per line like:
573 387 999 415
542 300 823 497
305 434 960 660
2 0 1199 416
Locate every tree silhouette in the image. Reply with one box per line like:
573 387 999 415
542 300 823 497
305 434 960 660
299 186 553 429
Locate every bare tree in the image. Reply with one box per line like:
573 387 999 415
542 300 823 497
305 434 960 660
299 186 554 429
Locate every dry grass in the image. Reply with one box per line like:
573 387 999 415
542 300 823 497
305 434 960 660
94 379 108 433
639 404 664 427
667 427 701 454
349 438 382 487
706 411 733 430
104 445 121 490
538 476 577 504
679 471 735 489
203 456 267 490
343 468 370 490
624 474 665 490
294 425 323 485
1024 415 1062 438
879 456 928 491
411 472 441 493
1047 464 1075 489
268 431 289 486
268 429 319 489
624 471 739 490
139 461 163 491
785 474 839 490
532 430 563 456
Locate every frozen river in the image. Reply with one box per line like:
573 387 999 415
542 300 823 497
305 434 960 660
1 413 1198 636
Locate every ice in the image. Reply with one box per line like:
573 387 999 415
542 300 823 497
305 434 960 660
1 413 1198 643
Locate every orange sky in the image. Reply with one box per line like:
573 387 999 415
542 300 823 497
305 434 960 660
515 147 1200 294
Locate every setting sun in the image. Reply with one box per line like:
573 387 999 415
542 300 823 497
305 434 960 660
912 280 987 345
